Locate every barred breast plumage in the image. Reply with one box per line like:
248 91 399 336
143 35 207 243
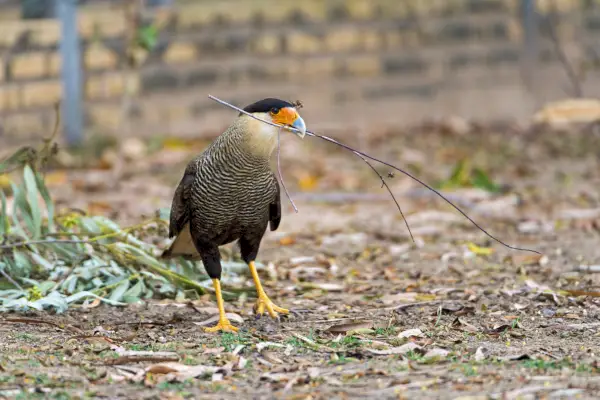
163 116 281 261
161 97 306 333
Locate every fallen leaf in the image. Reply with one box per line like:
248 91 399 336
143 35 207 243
467 242 495 256
485 323 519 334
452 317 479 333
193 313 244 327
279 236 296 246
423 348 449 359
510 253 548 267
474 346 488 361
381 292 418 305
398 328 424 339
327 320 373 334
298 173 319 191
301 282 344 292
563 289 600 298
366 342 421 356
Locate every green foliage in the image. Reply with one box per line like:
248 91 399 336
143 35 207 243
0 158 249 313
137 24 159 52
437 158 501 193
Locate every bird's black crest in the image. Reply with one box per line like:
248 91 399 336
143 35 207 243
241 98 295 115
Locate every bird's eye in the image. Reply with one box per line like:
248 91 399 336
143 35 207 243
270 108 280 115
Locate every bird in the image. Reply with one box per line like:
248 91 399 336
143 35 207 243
161 98 307 333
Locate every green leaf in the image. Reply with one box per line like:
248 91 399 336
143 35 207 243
123 279 144 303
10 183 29 239
66 291 127 306
29 252 54 271
471 168 501 193
23 165 42 239
0 189 8 236
12 251 32 277
79 217 103 235
34 171 55 233
37 281 55 295
31 291 68 313
137 24 158 51
109 279 130 302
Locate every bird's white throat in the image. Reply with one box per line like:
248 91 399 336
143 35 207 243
243 112 279 157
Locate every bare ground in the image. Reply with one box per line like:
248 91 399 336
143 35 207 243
2 124 600 399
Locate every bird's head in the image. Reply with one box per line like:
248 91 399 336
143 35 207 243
240 98 306 139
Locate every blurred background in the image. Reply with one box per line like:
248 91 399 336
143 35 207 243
0 0 599 146
0 0 599 226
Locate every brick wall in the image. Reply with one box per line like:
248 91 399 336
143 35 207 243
2 0 600 144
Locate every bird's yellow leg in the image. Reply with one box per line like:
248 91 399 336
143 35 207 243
204 279 239 333
249 261 289 318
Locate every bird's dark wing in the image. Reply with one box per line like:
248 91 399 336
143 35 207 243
269 175 281 231
168 162 198 238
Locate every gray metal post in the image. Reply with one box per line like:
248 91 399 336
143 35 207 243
57 0 83 146
521 0 539 91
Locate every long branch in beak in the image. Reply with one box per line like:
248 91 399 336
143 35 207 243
273 107 306 138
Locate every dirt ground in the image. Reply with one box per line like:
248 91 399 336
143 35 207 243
2 122 600 399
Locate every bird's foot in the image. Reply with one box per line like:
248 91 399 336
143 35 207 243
204 317 239 333
254 292 289 318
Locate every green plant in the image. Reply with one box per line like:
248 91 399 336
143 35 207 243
0 148 253 312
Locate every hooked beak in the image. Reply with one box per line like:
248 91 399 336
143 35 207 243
290 115 306 138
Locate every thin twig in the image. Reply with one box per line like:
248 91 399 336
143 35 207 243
207 95 541 255
0 239 92 250
353 152 414 242
277 128 298 212
0 267 24 291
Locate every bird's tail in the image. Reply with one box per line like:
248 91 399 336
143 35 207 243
160 223 201 261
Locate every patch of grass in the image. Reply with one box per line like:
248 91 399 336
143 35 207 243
406 350 424 361
219 332 252 352
462 364 478 376
328 353 357 365
285 336 305 348
521 359 597 373
330 335 362 349
15 333 39 342
0 374 16 384
157 380 193 391
521 359 566 371
374 327 396 336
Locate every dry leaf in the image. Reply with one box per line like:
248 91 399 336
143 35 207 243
193 313 244 327
424 348 449 359
398 328 424 339
279 236 296 246
563 289 600 298
467 242 495 256
381 292 418 305
474 346 488 361
511 253 548 267
327 320 373 334
298 173 319 191
452 317 479 333
366 342 421 356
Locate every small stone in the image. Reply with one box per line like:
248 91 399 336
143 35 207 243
542 308 556 318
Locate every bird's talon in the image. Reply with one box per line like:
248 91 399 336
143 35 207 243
204 319 239 333
254 293 289 319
